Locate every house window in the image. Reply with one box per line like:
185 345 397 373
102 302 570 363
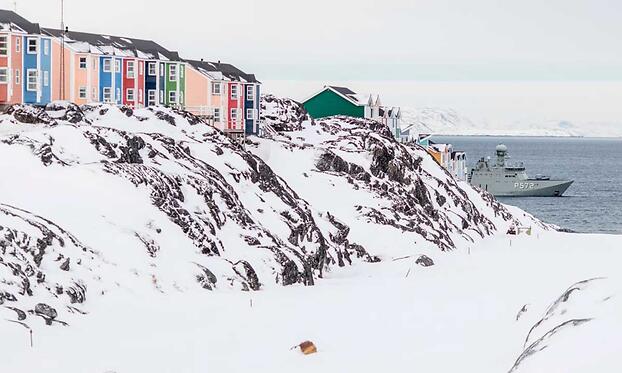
138 89 143 103
246 85 255 100
15 69 20 85
246 109 255 120
127 88 135 102
139 62 143 76
159 63 164 77
92 87 97 100
103 59 111 73
26 69 38 91
148 90 156 106
231 85 238 99
148 62 156 76
27 38 37 54
169 91 177 104
0 68 8 84
103 87 112 102
230 108 238 121
43 40 49 55
169 64 177 81
159 90 164 104
15 37 20 53
211 82 221 95
115 60 121 73
116 88 121 102
127 61 135 78
43 71 49 86
213 108 221 122
93 57 98 71
79 87 87 99
79 57 87 69
180 67 184 79
0 36 7 56
179 91 184 104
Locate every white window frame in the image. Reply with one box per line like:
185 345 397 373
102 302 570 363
169 91 177 104
246 85 255 101
139 62 143 76
126 88 135 102
43 39 49 55
169 64 177 82
0 35 8 56
180 91 184 104
0 68 8 84
15 37 20 53
15 69 20 85
103 87 112 103
230 108 238 122
127 61 135 78
43 70 49 87
26 69 38 91
180 67 184 79
246 108 255 120
159 90 164 104
103 59 111 73
148 62 156 76
116 88 121 102
159 63 164 77
93 57 98 72
211 82 221 95
92 87 97 100
115 60 121 73
138 89 143 103
79 57 87 69
231 85 238 100
147 89 156 106
79 87 87 99
26 38 38 54
213 108 221 122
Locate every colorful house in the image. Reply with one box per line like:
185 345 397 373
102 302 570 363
185 59 261 137
1 9 262 137
302 86 370 119
43 28 185 108
302 86 402 140
0 10 54 107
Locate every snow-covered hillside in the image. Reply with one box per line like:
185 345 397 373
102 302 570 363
402 107 622 137
1 98 619 372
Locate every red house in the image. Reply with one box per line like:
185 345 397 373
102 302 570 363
122 57 145 108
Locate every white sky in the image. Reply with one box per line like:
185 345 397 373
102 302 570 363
3 0 622 81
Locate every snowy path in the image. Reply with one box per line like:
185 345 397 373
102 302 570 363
3 231 621 372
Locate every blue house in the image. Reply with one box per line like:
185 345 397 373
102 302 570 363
99 56 123 104
22 34 53 105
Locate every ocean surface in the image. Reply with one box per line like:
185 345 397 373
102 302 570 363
433 136 622 235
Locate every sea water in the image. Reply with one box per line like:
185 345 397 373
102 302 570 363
433 136 622 234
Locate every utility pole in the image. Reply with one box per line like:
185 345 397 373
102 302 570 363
60 0 65 100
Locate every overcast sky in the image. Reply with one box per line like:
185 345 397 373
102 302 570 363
3 0 621 81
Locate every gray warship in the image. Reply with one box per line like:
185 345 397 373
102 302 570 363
468 144 573 197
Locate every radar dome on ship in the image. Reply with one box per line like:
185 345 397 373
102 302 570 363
496 144 508 152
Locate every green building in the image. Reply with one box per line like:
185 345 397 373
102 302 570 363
302 86 372 119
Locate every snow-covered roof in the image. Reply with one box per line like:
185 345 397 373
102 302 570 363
42 28 181 61
0 10 40 34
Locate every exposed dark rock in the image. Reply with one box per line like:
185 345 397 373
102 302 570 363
34 303 58 323
415 254 435 267
60 258 70 271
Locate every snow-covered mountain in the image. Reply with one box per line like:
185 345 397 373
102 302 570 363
1 98 619 372
402 107 622 137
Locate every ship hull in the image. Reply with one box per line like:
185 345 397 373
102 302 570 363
475 180 574 197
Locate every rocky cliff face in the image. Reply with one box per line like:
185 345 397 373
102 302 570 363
0 99 540 329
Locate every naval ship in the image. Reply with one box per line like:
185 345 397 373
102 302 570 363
468 144 573 197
